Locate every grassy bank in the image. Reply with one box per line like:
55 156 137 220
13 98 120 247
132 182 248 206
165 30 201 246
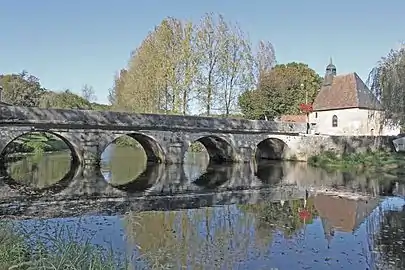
4 133 68 157
0 221 129 270
308 150 405 173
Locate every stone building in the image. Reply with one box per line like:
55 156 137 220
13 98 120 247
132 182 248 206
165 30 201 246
308 59 400 136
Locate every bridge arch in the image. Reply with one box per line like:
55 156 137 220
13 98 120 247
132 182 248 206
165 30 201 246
0 130 81 193
102 132 165 163
255 137 289 160
191 135 237 164
0 130 81 166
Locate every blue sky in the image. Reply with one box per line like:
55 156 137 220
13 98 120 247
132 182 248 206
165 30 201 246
1 0 403 104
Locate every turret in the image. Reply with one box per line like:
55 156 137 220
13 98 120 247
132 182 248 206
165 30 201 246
323 57 337 86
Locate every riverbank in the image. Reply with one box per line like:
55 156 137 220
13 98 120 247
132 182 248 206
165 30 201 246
4 133 69 157
0 221 128 269
308 150 405 174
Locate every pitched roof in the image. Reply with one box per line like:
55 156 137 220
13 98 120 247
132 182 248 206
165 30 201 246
313 72 382 111
280 114 307 123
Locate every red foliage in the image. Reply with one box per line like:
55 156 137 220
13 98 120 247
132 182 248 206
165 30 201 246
299 103 313 113
299 209 311 220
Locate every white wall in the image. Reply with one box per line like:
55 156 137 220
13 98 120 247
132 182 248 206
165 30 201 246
308 108 400 136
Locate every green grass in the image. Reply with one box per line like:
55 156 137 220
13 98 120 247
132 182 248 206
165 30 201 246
308 150 405 173
5 133 69 157
0 221 130 270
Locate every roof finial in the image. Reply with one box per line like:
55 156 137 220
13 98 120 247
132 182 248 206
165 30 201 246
329 57 333 65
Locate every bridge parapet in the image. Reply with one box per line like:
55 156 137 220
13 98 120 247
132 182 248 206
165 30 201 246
0 105 306 133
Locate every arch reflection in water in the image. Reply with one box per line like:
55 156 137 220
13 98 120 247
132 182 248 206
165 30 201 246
0 151 79 195
255 160 285 186
192 163 234 189
110 164 165 193
101 144 160 192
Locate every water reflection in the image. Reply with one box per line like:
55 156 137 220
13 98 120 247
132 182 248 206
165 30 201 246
10 196 405 269
3 145 405 268
1 146 405 200
0 152 79 195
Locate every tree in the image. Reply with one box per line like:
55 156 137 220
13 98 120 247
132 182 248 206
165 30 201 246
39 89 92 109
239 62 322 120
194 13 224 116
112 13 272 117
368 46 405 126
0 71 45 106
113 18 198 114
238 89 269 119
81 84 96 102
217 22 255 116
254 40 276 84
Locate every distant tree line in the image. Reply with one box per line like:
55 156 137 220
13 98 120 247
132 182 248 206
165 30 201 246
0 72 108 110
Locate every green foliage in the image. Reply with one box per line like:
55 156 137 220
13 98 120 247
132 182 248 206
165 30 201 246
308 150 405 173
239 62 322 120
112 13 274 116
4 132 69 157
39 89 93 109
0 221 129 270
0 71 45 106
114 136 142 148
368 46 405 126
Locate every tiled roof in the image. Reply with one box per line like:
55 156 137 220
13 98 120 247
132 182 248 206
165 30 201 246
280 114 307 123
313 72 382 111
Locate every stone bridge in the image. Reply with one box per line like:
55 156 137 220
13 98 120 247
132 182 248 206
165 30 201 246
0 106 394 170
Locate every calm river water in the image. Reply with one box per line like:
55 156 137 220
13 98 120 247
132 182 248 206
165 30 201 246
1 145 405 269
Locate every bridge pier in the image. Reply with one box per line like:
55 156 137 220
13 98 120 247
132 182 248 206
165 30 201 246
164 142 188 164
79 132 105 173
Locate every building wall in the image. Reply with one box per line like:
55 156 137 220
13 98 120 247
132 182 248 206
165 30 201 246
308 108 400 136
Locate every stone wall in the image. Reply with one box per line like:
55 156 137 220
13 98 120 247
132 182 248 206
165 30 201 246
0 105 307 133
287 135 395 160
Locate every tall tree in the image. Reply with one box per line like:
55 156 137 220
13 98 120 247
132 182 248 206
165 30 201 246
113 18 198 114
194 13 224 116
0 71 45 106
254 40 277 84
217 22 255 116
368 46 405 126
112 13 272 117
239 62 322 120
81 84 97 102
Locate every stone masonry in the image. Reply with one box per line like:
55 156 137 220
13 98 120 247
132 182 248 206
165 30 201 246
0 106 395 171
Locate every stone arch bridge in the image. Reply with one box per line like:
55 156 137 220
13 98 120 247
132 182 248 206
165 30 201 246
0 106 392 169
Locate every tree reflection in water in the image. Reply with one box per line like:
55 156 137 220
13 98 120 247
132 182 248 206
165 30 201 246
371 202 405 270
4 152 72 188
123 197 318 269
124 206 257 269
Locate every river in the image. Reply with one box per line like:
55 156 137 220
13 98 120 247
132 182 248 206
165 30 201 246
1 145 405 269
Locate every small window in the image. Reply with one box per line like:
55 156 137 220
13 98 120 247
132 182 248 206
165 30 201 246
315 112 318 118
332 115 338 127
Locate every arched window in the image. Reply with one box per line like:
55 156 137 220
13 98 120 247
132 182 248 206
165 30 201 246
332 115 338 127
